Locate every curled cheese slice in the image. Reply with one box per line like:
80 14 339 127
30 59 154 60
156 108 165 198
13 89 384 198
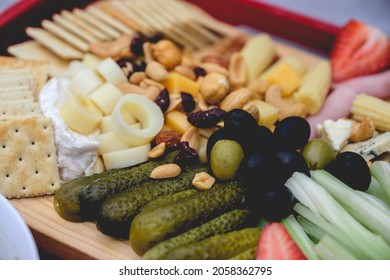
102 143 151 170
97 123 141 154
100 115 139 133
112 94 164 146
89 82 123 115
95 57 127 85
60 94 102 134
69 68 104 96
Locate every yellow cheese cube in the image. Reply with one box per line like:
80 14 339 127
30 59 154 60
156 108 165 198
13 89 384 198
163 72 199 97
264 62 302 97
252 100 279 129
165 110 191 135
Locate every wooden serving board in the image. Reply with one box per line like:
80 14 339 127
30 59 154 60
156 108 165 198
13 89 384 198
9 40 324 260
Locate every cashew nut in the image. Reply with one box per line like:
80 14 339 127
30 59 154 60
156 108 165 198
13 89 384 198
247 78 270 100
265 85 308 120
265 84 308 120
349 117 376 142
90 35 133 58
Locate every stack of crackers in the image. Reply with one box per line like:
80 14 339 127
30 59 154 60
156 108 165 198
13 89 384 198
0 57 61 198
8 0 238 76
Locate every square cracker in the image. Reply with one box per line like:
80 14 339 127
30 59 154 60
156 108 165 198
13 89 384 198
7 41 69 77
0 91 34 102
25 27 83 60
0 75 34 90
0 116 61 198
0 56 49 99
0 100 42 116
0 86 30 93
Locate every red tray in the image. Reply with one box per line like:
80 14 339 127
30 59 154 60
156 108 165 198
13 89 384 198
0 0 340 55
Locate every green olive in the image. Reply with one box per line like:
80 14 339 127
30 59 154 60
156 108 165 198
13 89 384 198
210 139 244 181
302 138 336 170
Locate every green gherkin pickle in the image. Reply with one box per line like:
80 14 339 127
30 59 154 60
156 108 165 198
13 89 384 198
228 246 257 260
53 169 121 222
164 227 261 260
129 181 247 256
96 164 208 239
79 151 178 220
143 209 251 260
141 189 199 212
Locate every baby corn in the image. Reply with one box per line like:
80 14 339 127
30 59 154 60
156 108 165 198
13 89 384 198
351 94 390 131
241 34 275 83
294 60 331 115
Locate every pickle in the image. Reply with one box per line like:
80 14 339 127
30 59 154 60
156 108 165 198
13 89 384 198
140 189 199 212
228 246 257 260
129 181 247 255
54 172 109 222
143 209 251 260
163 227 261 260
79 151 178 220
96 164 208 239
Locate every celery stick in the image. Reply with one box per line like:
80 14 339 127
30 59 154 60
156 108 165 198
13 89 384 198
282 215 319 260
311 170 390 245
356 191 390 217
371 161 390 200
366 176 390 207
288 173 390 259
285 176 319 214
314 235 357 260
294 203 364 259
296 216 325 243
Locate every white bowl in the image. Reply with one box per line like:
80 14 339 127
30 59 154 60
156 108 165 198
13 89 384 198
0 194 39 260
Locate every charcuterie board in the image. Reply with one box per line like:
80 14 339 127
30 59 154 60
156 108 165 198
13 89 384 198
9 41 323 260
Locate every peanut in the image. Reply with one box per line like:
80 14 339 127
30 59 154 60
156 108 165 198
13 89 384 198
145 61 169 83
150 163 181 179
147 142 166 159
192 172 215 190
200 62 229 76
181 126 200 150
228 52 247 88
174 65 196 80
152 39 182 69
129 71 147 85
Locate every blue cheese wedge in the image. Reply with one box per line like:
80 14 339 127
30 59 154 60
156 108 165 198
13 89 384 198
317 119 353 151
341 132 390 161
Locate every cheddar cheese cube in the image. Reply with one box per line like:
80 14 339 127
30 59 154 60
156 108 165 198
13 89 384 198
165 110 191 135
264 62 302 97
252 100 279 129
163 72 199 97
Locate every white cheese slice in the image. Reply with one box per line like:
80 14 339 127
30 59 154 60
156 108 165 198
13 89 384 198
320 119 353 151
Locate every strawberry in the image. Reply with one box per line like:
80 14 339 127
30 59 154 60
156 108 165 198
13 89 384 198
255 222 307 260
331 20 390 83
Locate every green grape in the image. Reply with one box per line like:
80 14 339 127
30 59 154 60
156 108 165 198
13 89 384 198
302 139 336 170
